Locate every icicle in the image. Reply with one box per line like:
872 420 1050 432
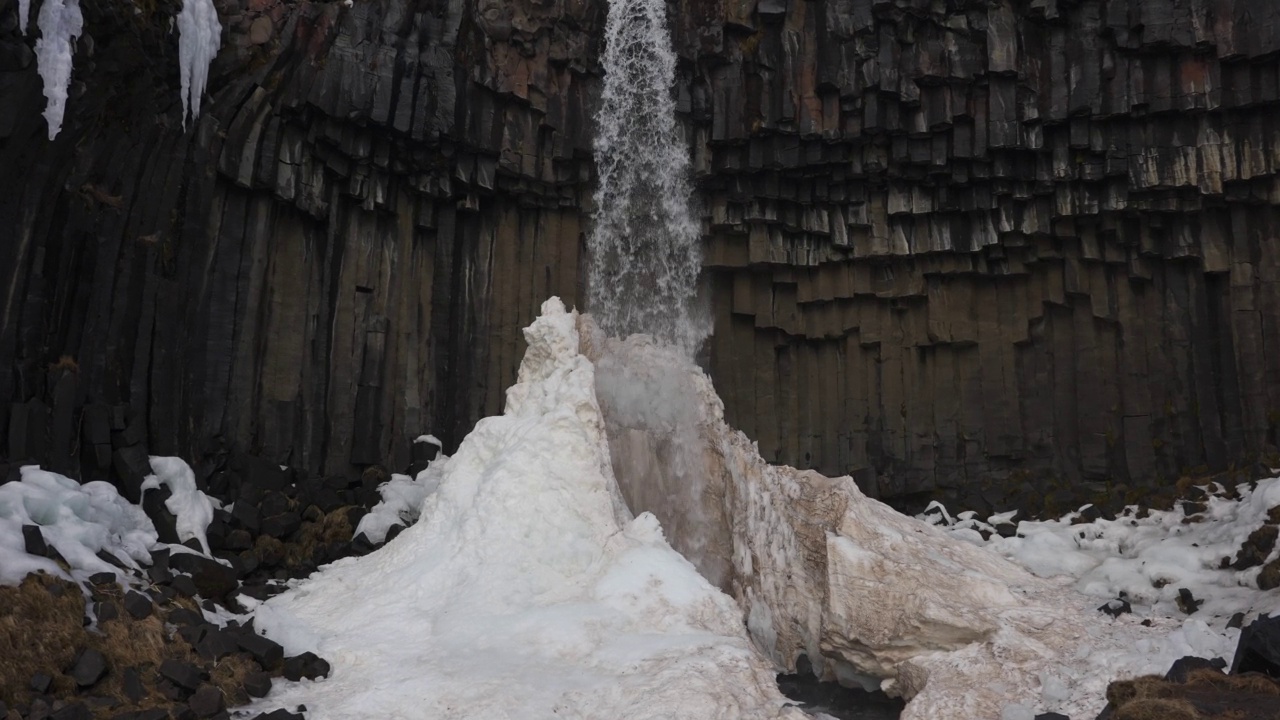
18 0 30 33
176 0 221 128
35 0 83 140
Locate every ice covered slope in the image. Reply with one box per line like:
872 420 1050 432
251 299 803 720
582 321 1227 720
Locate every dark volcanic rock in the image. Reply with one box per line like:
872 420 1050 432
158 659 206 692
170 553 238 600
1233 525 1278 570
5 0 1280 513
122 591 153 619
242 671 273 698
250 710 303 720
70 649 108 687
121 667 146 703
31 671 53 693
1175 588 1203 615
282 652 330 682
23 524 49 557
1231 615 1280 678
236 632 284 670
50 702 91 720
1098 598 1131 618
188 686 225 718
1163 656 1224 683
260 512 302 540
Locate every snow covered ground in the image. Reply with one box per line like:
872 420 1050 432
4 299 1279 719
0 457 217 585
926 478 1280 643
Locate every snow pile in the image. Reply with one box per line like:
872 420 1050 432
580 319 1235 720
251 299 802 720
142 456 215 555
928 480 1280 629
353 462 446 545
176 0 222 127
0 466 156 585
33 0 83 140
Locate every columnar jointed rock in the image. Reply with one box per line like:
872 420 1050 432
3 0 1280 504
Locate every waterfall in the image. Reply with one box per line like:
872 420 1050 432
587 0 705 356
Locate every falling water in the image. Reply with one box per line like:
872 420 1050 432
586 0 722 588
587 0 705 355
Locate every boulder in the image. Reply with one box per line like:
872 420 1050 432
70 649 108 688
1231 615 1280 678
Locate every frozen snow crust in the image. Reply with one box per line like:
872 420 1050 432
579 309 1250 720
252 299 802 720
0 458 218 587
0 466 156 585
253 297 1255 720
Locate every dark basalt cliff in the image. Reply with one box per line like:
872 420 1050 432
2 0 1280 509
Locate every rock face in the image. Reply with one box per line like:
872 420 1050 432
3 0 1280 503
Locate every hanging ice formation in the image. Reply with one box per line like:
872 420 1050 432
20 0 220 139
33 0 83 140
586 0 705 356
177 0 222 128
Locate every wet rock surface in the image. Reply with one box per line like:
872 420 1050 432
776 659 905 720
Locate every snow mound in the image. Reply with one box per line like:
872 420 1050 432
34 0 83 140
252 298 802 720
580 320 1232 720
0 466 156 585
142 456 215 555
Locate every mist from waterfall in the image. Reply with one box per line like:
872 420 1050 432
587 0 706 356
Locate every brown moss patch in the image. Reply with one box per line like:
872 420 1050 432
284 507 356 568
1184 668 1280 695
1107 669 1280 720
1115 698 1201 720
0 573 85 705
254 534 286 567
209 653 261 705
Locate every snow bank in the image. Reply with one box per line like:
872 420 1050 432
177 0 222 127
0 466 156 585
580 321 1230 720
34 0 83 140
142 456 215 555
252 298 802 720
253 297 1259 719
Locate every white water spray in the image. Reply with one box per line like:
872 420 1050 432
586 0 722 585
587 0 705 356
